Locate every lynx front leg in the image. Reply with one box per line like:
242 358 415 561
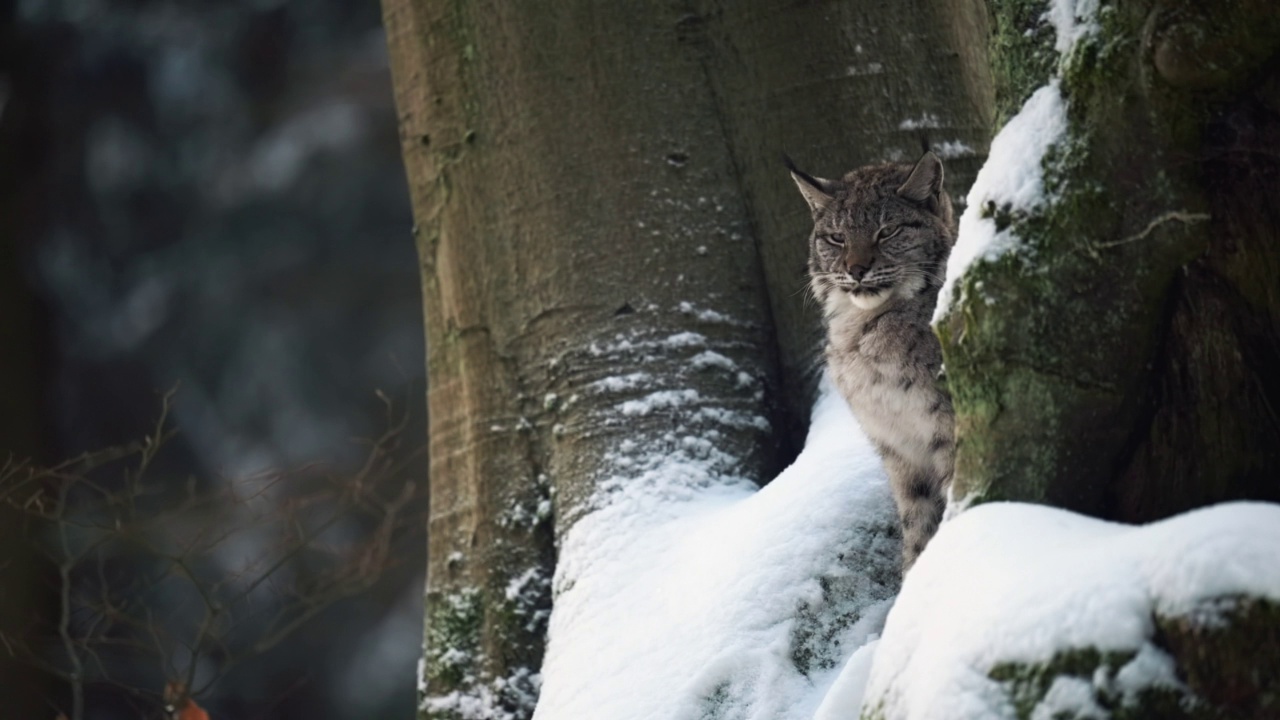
882 452 947 570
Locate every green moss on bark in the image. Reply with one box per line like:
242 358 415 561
423 587 484 691
940 0 1225 513
990 647 1191 720
988 0 1056 124
975 597 1280 720
420 573 548 720
859 594 1280 719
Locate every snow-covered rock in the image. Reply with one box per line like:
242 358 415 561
856 501 1280 720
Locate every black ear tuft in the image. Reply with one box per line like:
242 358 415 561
781 152 803 176
897 151 945 205
784 153 836 215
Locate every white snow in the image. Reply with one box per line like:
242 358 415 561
691 350 739 372
933 82 1067 321
619 388 701 416
812 638 880 720
1113 644 1181 703
1046 0 1101 55
1031 677 1106 720
933 0 1103 322
506 567 547 602
898 114 942 130
533 379 900 720
588 372 653 393
932 140 976 160
663 331 708 348
858 501 1280 720
693 406 772 432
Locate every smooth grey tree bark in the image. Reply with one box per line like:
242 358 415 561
383 2 781 716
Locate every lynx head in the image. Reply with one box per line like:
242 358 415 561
788 152 955 313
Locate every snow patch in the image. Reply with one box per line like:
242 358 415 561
932 0 1100 322
663 331 707 348
693 406 771 432
933 140 976 160
588 329 721 359
1113 644 1181 705
898 114 942 130
424 667 541 720
619 389 701 416
1032 676 1106 720
691 350 738 372
934 82 1067 321
1046 0 1101 55
678 301 735 325
588 372 653 393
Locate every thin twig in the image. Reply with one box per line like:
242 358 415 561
1093 210 1211 250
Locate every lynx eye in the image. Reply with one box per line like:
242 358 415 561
875 225 903 242
824 233 845 247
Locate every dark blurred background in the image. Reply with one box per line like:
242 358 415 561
0 0 425 718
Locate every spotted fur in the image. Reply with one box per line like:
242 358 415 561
789 152 956 569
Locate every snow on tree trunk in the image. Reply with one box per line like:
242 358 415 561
534 386 901 720
382 2 785 717
935 0 1280 519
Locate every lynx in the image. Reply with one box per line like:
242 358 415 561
788 151 956 569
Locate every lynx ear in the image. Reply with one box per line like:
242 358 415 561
783 154 836 214
897 151 945 205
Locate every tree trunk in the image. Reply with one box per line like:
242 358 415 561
937 0 1280 519
382 2 785 716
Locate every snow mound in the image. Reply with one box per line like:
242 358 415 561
859 501 1280 720
533 380 901 720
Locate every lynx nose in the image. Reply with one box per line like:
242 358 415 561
846 261 871 282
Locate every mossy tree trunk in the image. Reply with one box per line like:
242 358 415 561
937 0 1280 521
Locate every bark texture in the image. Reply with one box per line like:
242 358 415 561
383 2 784 716
698 0 995 443
938 0 1280 519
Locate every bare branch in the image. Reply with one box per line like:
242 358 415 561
0 387 426 714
